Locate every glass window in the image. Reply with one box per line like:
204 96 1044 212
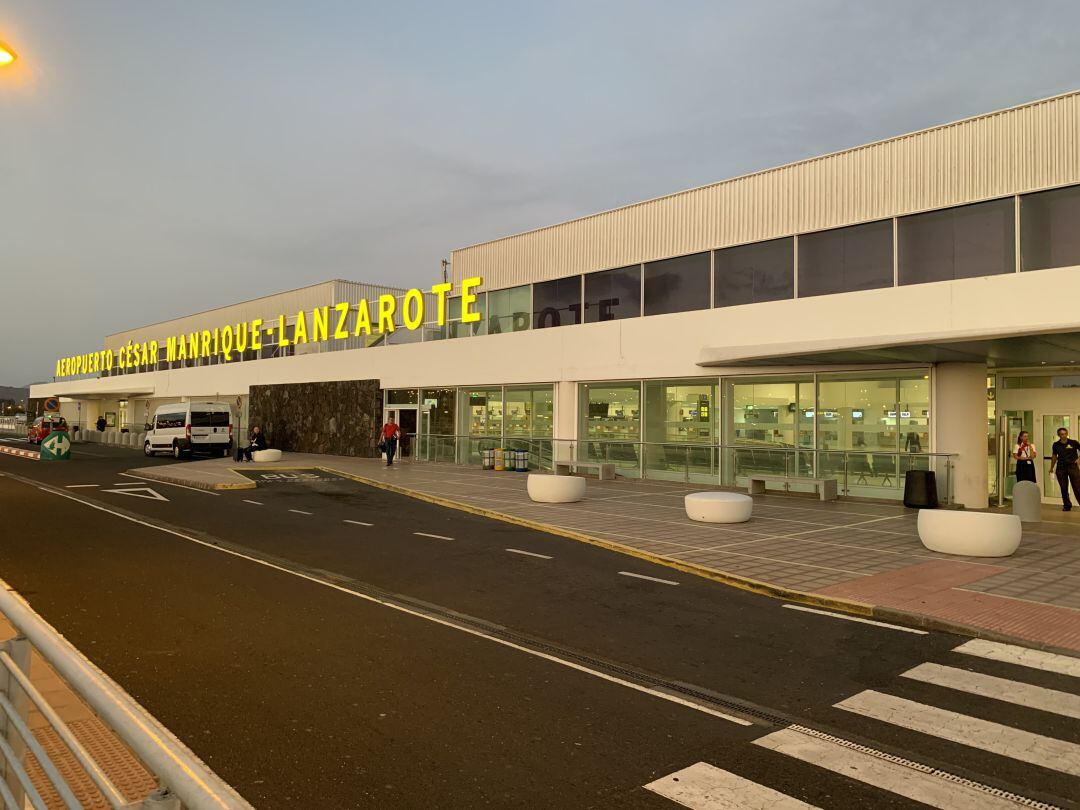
579 383 641 475
584 265 641 323
504 386 554 438
387 388 418 405
724 377 813 484
643 252 710 316
460 388 502 436
533 276 582 329
644 380 717 482
714 238 794 308
487 286 532 334
798 220 893 297
446 293 487 338
1022 184 1080 272
899 198 1014 285
419 388 456 463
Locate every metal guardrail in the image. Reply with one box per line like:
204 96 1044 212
0 580 252 810
411 434 956 504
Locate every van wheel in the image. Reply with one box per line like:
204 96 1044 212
144 442 154 457
172 443 182 460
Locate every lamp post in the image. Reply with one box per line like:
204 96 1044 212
0 42 16 67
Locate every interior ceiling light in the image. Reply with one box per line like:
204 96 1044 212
0 43 15 66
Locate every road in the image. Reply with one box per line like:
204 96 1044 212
0 437 1077 809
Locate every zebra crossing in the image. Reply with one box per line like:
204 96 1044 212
645 638 1080 808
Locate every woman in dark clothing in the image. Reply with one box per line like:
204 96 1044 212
1014 430 1037 483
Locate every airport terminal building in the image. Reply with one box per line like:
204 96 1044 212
34 91 1080 509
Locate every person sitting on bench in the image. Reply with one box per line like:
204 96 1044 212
238 425 267 462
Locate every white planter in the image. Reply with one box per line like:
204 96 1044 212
251 449 282 463
918 510 1021 557
527 473 586 503
685 492 753 523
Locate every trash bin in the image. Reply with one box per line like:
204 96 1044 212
481 449 494 470
494 448 505 471
516 449 529 472
903 469 939 509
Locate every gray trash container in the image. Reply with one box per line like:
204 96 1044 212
1012 479 1041 522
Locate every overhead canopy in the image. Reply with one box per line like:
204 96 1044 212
697 330 1080 369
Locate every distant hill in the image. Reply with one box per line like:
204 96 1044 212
0 385 28 402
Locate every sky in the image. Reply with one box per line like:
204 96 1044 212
1 0 1079 385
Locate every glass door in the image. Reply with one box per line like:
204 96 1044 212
1041 414 1070 502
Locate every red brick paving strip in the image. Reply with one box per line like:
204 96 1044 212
818 560 1080 651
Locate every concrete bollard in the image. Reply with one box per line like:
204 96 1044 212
1012 480 1042 523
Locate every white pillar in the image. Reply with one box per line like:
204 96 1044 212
933 362 988 509
554 381 577 463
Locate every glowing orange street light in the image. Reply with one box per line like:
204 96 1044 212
0 42 16 66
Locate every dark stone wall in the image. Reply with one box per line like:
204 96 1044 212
248 379 383 457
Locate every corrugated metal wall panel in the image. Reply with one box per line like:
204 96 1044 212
452 91 1080 288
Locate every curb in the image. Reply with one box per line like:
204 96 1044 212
129 467 256 492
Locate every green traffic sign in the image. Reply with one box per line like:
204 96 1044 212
40 430 72 461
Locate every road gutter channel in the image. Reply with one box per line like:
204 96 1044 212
8 470 1062 810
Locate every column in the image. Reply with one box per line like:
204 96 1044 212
933 363 988 509
553 381 577 464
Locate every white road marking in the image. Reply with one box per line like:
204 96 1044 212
836 690 1080 776
414 532 453 541
505 548 553 559
644 762 817 809
344 519 373 526
901 662 1080 719
782 604 927 635
618 571 679 586
288 509 313 516
101 487 169 502
754 728 1022 809
28 479 752 727
954 638 1080 678
64 484 100 489
118 472 220 496
242 499 263 506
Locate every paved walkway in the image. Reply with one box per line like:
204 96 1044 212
130 454 1080 654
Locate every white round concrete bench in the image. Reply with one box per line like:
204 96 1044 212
917 509 1021 557
251 449 282 463
527 473 586 503
685 491 753 523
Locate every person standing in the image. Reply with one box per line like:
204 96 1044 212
380 415 401 467
1050 427 1080 510
1013 430 1037 483
96 415 106 432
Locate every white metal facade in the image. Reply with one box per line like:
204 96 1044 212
451 91 1080 288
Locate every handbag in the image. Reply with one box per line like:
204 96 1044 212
378 440 387 453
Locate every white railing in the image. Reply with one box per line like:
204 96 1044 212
0 581 252 810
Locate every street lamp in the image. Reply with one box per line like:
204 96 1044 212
0 42 16 66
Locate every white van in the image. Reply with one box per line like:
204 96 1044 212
144 401 233 459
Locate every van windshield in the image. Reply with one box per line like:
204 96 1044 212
190 411 230 428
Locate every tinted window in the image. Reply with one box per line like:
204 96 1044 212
644 252 710 316
899 198 1014 285
1022 184 1080 272
714 237 794 308
798 220 893 298
156 413 186 429
533 276 582 329
584 265 641 323
487 286 531 334
190 411 230 427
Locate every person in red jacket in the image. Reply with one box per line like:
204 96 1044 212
380 416 401 466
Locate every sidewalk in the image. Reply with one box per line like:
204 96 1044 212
130 454 1080 655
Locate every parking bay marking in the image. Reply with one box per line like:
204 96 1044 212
242 499 263 506
344 519 373 527
288 509 313 516
65 484 100 489
27 480 753 727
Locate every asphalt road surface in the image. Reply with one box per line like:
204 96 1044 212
0 439 1077 809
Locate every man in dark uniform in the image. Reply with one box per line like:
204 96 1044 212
1050 427 1080 510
